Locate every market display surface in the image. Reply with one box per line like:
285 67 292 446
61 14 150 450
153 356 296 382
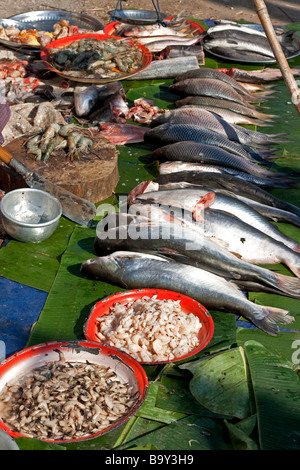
0 10 299 451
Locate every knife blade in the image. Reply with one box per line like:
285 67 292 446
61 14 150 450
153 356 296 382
0 146 96 227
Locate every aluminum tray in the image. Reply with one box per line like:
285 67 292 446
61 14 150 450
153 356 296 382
107 9 168 25
9 10 103 32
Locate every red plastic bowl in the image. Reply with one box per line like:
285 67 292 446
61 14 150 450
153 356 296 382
40 33 153 83
84 288 214 365
0 340 148 443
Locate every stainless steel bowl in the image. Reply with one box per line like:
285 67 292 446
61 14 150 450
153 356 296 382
0 188 62 243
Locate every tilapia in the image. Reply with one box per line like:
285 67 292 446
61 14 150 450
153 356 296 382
158 163 296 189
150 141 283 178
95 210 300 300
74 82 125 117
169 78 264 105
80 251 294 335
150 107 290 146
174 96 277 122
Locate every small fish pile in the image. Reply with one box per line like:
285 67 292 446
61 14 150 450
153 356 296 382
25 123 94 161
109 17 205 54
0 353 138 440
48 37 145 79
203 20 298 62
81 65 300 337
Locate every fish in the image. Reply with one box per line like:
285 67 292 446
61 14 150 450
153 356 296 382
169 78 264 105
140 37 201 53
173 67 269 100
80 251 294 335
158 162 296 189
150 141 282 178
204 40 276 62
150 107 291 147
89 91 130 123
99 123 147 145
74 81 125 117
122 24 192 38
95 209 300 300
159 44 205 62
144 124 275 165
217 67 300 83
126 55 199 81
133 186 300 253
154 165 300 219
206 22 267 38
174 96 277 122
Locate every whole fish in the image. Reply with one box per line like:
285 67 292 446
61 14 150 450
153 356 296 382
80 251 294 335
144 124 272 164
173 67 267 100
169 78 262 105
158 163 296 189
123 24 190 37
206 23 267 38
150 141 283 178
154 165 300 219
74 82 125 117
150 107 290 146
217 67 300 84
141 187 300 252
203 37 276 60
174 95 277 122
137 36 201 52
95 211 300 300
159 44 205 62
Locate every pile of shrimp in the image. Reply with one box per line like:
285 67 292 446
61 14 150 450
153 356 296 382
48 37 144 78
25 123 94 161
0 353 138 441
95 295 202 363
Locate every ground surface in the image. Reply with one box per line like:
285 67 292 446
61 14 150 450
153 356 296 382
0 0 299 27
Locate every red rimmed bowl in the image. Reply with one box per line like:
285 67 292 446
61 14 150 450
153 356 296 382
0 340 148 443
40 33 152 83
84 288 214 365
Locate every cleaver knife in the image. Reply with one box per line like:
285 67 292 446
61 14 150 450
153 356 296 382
0 146 96 227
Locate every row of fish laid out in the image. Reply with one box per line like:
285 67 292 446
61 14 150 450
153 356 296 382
81 64 300 337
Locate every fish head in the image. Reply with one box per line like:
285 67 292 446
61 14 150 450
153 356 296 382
74 86 100 117
80 255 121 281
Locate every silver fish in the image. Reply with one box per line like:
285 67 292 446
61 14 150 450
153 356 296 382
95 210 300 300
203 37 276 60
206 23 267 38
74 82 125 117
135 186 300 252
158 163 296 189
217 67 300 84
80 251 294 335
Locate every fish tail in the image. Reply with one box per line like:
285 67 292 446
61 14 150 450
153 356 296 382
252 306 294 336
274 272 300 297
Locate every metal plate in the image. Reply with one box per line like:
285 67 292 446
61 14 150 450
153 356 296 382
203 24 300 64
0 18 38 50
107 9 168 25
9 10 103 31
41 33 153 84
0 340 148 443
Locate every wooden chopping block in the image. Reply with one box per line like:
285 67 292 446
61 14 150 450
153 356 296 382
0 133 119 203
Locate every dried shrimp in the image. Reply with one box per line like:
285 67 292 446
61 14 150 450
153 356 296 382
95 295 202 362
0 353 138 441
48 37 145 78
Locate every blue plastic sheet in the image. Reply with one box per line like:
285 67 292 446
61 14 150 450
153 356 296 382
0 276 47 358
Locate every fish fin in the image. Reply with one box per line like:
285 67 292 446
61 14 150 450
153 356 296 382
251 306 294 336
274 272 300 298
229 251 243 259
192 191 215 222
